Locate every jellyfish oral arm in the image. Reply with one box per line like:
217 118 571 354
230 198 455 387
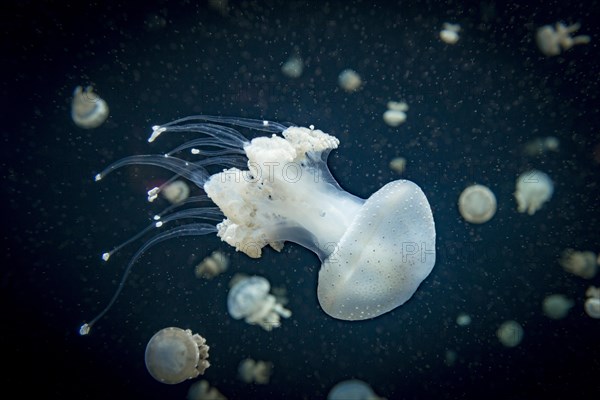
204 126 364 259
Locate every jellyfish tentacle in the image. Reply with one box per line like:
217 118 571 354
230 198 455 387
79 223 217 335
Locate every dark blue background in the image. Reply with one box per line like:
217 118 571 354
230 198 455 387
2 0 599 398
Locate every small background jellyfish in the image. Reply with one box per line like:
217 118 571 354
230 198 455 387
514 170 553 215
559 249 599 279
456 312 472 327
523 136 560 156
194 250 229 279
383 101 409 127
227 275 291 331
71 85 109 129
458 184 497 224
237 358 273 384
187 380 227 400
439 22 461 44
161 180 191 204
144 327 210 384
584 286 600 319
338 69 362 92
327 379 386 400
281 55 303 78
542 294 574 320
388 156 407 174
535 22 590 56
496 320 524 348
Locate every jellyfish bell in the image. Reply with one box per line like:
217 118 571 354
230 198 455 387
79 115 436 334
144 327 210 384
514 170 553 215
227 275 291 331
458 184 497 224
71 86 109 129
327 379 384 400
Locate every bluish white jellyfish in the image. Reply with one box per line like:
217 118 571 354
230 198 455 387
514 170 553 215
79 116 436 335
144 327 210 384
71 86 109 129
327 379 385 400
227 275 291 331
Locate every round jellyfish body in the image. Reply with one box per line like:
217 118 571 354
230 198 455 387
144 327 210 384
584 286 600 319
514 170 553 215
227 276 291 331
316 180 436 320
496 320 524 348
542 294 574 320
204 125 436 321
458 184 497 224
327 379 383 400
71 86 109 129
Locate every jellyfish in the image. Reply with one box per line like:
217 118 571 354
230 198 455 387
536 22 590 56
439 22 461 44
237 358 273 384
559 248 598 279
542 294 574 320
496 320 524 348
144 327 210 384
389 156 407 174
79 115 436 335
383 101 409 127
71 86 109 129
444 349 458 367
523 136 560 156
458 184 497 224
187 380 227 400
281 55 303 78
194 250 229 279
327 379 385 400
338 69 362 92
227 275 291 331
456 312 472 326
584 286 600 319
514 170 553 215
162 180 191 204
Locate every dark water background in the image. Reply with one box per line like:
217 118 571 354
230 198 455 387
2 0 599 399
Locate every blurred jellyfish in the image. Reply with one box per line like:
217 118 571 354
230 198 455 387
389 157 407 174
281 55 303 78
187 380 227 400
514 170 553 215
542 294 574 319
496 320 524 348
338 69 362 92
383 101 409 127
227 275 291 331
71 86 109 129
79 116 436 335
195 250 229 279
238 358 273 384
584 286 600 319
161 180 190 204
536 22 590 56
458 184 497 224
144 327 210 384
440 22 461 44
456 312 472 326
444 349 458 367
327 379 386 400
559 249 598 279
523 136 560 156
